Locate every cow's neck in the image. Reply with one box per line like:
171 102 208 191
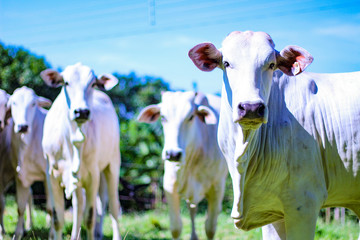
62 119 86 198
234 127 258 171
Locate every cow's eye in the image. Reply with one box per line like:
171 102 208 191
64 81 69 86
160 115 167 122
269 63 275 70
31 102 36 107
188 115 194 121
223 61 230 68
91 82 97 88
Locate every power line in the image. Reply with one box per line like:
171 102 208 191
2 0 350 36
2 2 148 34
1 1 356 47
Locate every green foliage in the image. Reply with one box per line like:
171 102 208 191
109 72 169 185
0 42 170 212
108 72 169 211
0 42 60 100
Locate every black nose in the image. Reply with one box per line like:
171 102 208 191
165 150 182 162
18 124 29 133
237 103 266 120
74 109 90 121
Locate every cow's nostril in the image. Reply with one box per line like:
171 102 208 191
165 150 182 161
173 152 182 160
74 109 90 120
18 125 29 133
238 104 245 111
257 104 265 117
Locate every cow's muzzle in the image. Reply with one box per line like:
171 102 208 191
235 102 266 127
74 108 90 123
16 124 29 133
164 150 182 162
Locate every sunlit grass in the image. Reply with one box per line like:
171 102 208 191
2 196 359 239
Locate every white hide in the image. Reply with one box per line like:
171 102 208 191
189 31 360 240
0 89 12 238
41 63 121 240
138 91 228 240
6 87 51 239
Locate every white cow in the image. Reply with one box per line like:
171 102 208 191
40 63 121 240
7 86 52 239
137 91 228 240
0 89 12 239
189 31 360 240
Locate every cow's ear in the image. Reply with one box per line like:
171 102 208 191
276 45 313 76
97 74 118 91
137 105 161 123
196 105 217 125
37 96 52 108
188 43 222 72
40 69 64 88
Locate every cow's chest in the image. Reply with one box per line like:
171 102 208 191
176 162 214 204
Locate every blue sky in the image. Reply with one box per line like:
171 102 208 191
1 0 359 94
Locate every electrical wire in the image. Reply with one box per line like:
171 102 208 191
0 0 357 47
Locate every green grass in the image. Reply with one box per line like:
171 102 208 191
2 196 359 239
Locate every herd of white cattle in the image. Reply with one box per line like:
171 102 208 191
0 30 359 240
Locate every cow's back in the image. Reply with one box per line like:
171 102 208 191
205 93 221 115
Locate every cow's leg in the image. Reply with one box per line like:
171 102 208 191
95 173 108 240
14 180 31 240
352 207 360 240
44 179 54 239
25 190 33 231
205 183 225 240
188 203 198 240
103 166 121 240
349 206 360 240
0 191 5 238
71 188 84 240
262 222 286 240
283 202 319 240
164 188 182 240
84 172 100 240
346 205 360 240
46 169 65 240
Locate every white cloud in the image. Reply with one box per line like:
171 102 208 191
314 24 360 41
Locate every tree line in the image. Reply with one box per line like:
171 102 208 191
0 41 170 212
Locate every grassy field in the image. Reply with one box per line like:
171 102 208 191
2 196 359 239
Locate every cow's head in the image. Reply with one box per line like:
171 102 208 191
0 90 10 131
8 87 51 135
40 63 118 125
137 91 217 163
189 31 313 130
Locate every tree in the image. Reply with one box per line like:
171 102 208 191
0 41 170 211
109 73 169 211
0 42 60 99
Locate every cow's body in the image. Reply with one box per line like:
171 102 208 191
189 31 360 240
1 87 52 239
0 89 12 238
41 63 121 240
138 91 228 240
